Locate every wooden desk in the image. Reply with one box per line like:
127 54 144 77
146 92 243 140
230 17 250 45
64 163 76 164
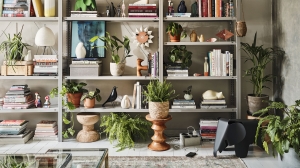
146 114 172 151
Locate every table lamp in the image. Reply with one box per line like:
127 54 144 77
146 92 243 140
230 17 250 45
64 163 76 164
35 25 55 55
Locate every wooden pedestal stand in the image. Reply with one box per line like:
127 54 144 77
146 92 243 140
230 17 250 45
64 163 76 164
146 114 172 151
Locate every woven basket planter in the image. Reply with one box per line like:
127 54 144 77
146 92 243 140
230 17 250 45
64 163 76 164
149 101 169 119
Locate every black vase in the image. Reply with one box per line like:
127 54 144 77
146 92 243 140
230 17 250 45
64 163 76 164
109 2 116 17
178 0 187 13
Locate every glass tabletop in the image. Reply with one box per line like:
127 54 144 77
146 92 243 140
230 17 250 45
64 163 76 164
47 148 108 168
0 153 71 168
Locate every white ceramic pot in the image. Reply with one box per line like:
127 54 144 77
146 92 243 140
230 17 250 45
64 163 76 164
110 63 125 76
184 94 193 100
75 42 86 59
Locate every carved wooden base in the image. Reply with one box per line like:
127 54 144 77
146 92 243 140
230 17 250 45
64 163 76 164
146 114 172 151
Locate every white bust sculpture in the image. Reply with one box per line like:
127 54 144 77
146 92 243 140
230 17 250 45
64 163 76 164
202 90 225 100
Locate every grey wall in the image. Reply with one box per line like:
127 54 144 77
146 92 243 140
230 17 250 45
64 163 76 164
272 0 300 106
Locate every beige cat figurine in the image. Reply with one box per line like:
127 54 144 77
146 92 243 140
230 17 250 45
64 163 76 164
202 90 225 100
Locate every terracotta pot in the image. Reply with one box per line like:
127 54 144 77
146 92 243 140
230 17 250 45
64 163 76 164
84 98 95 108
66 92 83 108
247 94 269 114
149 101 169 119
169 32 181 42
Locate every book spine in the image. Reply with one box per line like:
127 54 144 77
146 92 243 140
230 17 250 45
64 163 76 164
230 53 233 76
128 9 157 13
32 0 44 17
198 0 202 17
171 105 196 109
202 0 208 17
211 0 215 17
156 52 159 77
136 82 141 109
208 0 211 17
132 83 137 109
128 4 156 6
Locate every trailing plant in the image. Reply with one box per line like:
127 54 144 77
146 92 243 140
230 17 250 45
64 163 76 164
0 155 35 168
80 88 101 102
0 25 30 69
165 22 187 39
50 81 88 138
100 112 151 151
254 100 300 157
74 0 97 11
168 45 192 69
89 32 132 64
241 32 285 97
183 85 192 95
144 80 177 102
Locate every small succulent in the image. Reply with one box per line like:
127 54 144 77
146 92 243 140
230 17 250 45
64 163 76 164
183 86 192 95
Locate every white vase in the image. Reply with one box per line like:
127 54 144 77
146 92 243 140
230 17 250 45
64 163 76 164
75 42 86 59
121 95 131 109
24 50 33 61
44 0 55 17
110 63 125 76
184 94 193 100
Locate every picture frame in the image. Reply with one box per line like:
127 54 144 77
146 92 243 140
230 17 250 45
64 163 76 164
71 21 106 58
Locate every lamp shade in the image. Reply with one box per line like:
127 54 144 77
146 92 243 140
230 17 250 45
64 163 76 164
35 26 55 46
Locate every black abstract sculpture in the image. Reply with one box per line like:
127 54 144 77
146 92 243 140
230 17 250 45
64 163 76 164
102 86 118 107
178 0 187 13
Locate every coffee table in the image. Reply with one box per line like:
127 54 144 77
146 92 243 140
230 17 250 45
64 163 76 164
47 148 108 168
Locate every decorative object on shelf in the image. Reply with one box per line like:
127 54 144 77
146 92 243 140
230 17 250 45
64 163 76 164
72 21 105 58
168 45 192 69
241 32 285 114
202 90 225 100
191 0 198 17
43 95 51 108
106 6 110 16
24 50 33 61
204 56 209 76
110 62 125 76
121 0 126 17
193 73 202 76
80 88 101 108
117 5 121 17
109 2 116 17
229 0 234 17
0 25 30 70
206 38 217 42
76 112 100 142
144 80 177 119
166 22 187 42
35 25 55 55
132 26 154 49
190 30 197 42
134 0 149 4
121 95 131 109
235 0 247 37
75 42 86 59
216 29 234 41
34 92 42 108
44 0 55 17
100 112 151 151
136 58 148 76
198 34 204 42
183 85 193 100
102 86 118 107
177 0 187 13
74 0 97 11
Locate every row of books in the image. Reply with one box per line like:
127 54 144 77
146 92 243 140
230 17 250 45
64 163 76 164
199 0 234 18
208 50 233 77
1 0 45 17
199 119 218 141
3 84 35 109
128 4 157 17
0 120 33 144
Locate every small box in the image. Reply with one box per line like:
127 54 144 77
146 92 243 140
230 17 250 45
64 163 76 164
70 63 102 76
180 133 201 147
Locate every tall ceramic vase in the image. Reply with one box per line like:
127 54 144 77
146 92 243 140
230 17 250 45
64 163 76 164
110 63 125 76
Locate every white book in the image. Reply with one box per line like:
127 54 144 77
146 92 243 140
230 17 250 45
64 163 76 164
136 82 141 109
222 53 227 76
0 130 33 144
171 105 196 109
229 54 233 76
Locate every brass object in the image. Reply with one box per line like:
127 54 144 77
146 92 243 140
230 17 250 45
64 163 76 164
190 30 197 42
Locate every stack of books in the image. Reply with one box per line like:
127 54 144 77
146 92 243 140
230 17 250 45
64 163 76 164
33 55 58 76
3 84 35 109
2 0 30 17
200 99 227 109
166 13 191 17
166 64 188 77
0 120 34 144
199 119 218 142
128 4 157 17
33 120 58 141
70 11 98 17
171 99 196 109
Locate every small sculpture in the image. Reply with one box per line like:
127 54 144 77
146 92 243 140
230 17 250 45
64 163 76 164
216 29 234 41
177 0 187 13
109 2 116 17
121 95 131 109
102 86 118 107
75 42 86 58
121 0 126 17
198 34 204 42
35 92 42 108
190 30 197 42
24 50 33 61
117 5 121 17
43 95 51 108
191 0 198 17
137 58 148 76
202 90 225 100
106 6 110 17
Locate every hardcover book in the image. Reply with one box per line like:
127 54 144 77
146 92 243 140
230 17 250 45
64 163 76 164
0 120 27 126
36 120 57 127
31 0 43 17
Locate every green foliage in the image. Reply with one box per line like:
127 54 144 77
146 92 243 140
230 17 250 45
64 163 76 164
89 32 132 64
169 45 192 69
0 155 35 168
0 25 30 69
241 32 285 97
74 0 97 11
144 80 177 102
183 85 192 95
100 112 151 151
253 100 300 157
80 88 101 102
50 81 88 139
165 22 187 39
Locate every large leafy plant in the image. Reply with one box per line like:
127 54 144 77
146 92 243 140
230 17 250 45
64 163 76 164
89 32 132 64
165 22 187 39
75 0 97 11
100 112 151 151
254 100 300 157
169 45 192 69
241 32 285 97
144 80 177 102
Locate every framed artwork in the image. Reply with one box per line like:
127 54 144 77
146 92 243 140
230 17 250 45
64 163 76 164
71 21 106 58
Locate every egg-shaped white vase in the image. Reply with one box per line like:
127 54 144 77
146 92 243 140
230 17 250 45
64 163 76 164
75 42 86 59
121 95 131 109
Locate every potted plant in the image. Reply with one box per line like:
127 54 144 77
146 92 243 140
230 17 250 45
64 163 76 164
144 80 177 119
0 25 30 71
75 0 97 11
50 81 88 138
0 155 36 168
183 85 193 100
241 32 285 114
165 22 187 42
89 32 132 76
254 100 300 166
100 112 151 151
80 88 101 108
168 45 192 69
